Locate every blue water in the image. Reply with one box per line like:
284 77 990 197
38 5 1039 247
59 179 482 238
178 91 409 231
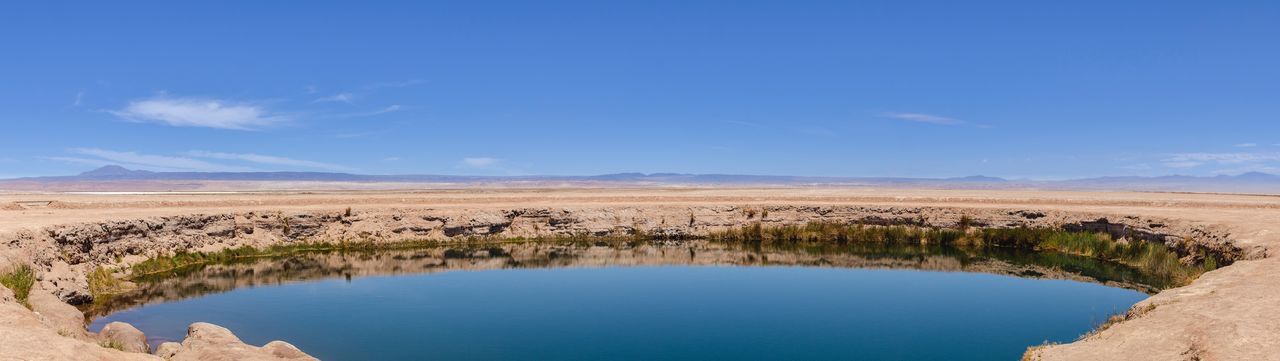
94 266 1145 360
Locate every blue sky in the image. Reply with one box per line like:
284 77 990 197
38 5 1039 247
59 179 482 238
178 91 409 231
2 1 1278 179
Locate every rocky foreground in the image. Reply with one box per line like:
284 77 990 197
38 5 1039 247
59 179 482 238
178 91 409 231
1 188 1277 360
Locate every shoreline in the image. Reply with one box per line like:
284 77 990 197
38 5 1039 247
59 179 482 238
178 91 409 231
1 188 1277 360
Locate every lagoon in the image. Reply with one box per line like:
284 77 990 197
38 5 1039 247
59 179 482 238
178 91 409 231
90 242 1148 360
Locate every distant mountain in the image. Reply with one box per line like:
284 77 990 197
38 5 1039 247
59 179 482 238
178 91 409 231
77 165 155 178
945 175 1007 183
1 165 1276 193
14 166 1007 185
1231 172 1280 182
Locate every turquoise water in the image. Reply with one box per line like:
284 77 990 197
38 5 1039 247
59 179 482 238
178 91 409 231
92 256 1146 360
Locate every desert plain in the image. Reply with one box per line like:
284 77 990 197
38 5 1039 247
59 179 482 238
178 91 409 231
1 187 1278 360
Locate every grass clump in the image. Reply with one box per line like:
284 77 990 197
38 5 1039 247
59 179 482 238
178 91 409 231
128 240 441 279
0 265 35 308
708 222 966 246
88 266 126 300
1081 303 1159 340
975 228 1205 285
99 339 125 351
708 221 1214 287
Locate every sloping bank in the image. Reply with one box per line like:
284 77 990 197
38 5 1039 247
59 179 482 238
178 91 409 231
0 205 1255 360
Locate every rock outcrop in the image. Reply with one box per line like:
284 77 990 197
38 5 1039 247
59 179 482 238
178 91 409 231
154 323 316 361
1 272 314 360
11 206 1237 303
0 286 155 361
0 189 1272 360
99 321 150 353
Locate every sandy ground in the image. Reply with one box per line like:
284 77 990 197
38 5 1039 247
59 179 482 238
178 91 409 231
2 187 1278 360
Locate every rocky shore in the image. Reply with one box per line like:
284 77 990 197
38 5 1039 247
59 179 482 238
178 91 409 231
0 188 1276 360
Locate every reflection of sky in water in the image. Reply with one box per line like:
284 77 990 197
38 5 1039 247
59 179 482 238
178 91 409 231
94 266 1145 360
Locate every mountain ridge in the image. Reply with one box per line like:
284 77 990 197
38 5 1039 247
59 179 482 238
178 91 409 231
0 165 1276 193
6 165 1273 184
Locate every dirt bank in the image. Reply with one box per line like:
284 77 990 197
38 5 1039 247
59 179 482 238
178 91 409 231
1 188 1277 360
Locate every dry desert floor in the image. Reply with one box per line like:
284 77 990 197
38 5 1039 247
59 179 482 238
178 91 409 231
1 187 1278 360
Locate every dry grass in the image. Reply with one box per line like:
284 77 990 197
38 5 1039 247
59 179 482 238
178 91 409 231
1081 303 1160 340
99 339 125 351
0 264 34 308
707 221 1214 286
87 266 126 300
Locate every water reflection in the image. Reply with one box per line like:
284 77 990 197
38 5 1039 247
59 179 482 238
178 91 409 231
87 240 1160 319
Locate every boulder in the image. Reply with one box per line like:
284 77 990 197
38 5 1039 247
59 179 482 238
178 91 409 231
165 322 318 361
98 321 150 353
261 341 313 359
0 295 155 360
27 287 89 339
154 342 182 359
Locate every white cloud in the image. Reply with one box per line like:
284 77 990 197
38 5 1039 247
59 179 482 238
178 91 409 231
185 151 354 172
45 156 112 167
1163 161 1203 168
313 92 355 103
1236 143 1258 148
65 148 250 171
73 91 84 107
456 157 528 175
1208 166 1280 175
723 120 765 128
109 96 287 130
1165 152 1280 164
335 103 399 117
1161 152 1280 172
461 157 500 168
880 112 964 125
355 105 401 117
52 149 354 172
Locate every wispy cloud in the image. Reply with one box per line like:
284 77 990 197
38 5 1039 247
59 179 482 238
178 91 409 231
44 156 119 168
63 148 251 171
457 157 528 175
362 79 425 90
185 151 354 172
1165 152 1280 164
72 90 84 107
51 148 355 172
109 95 288 130
722 120 765 129
1161 152 1280 172
795 126 839 138
880 112 964 125
461 157 500 168
328 105 403 119
313 92 355 103
346 105 401 117
1235 143 1258 148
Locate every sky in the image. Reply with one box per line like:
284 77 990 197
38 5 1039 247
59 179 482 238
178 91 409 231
2 1 1278 179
